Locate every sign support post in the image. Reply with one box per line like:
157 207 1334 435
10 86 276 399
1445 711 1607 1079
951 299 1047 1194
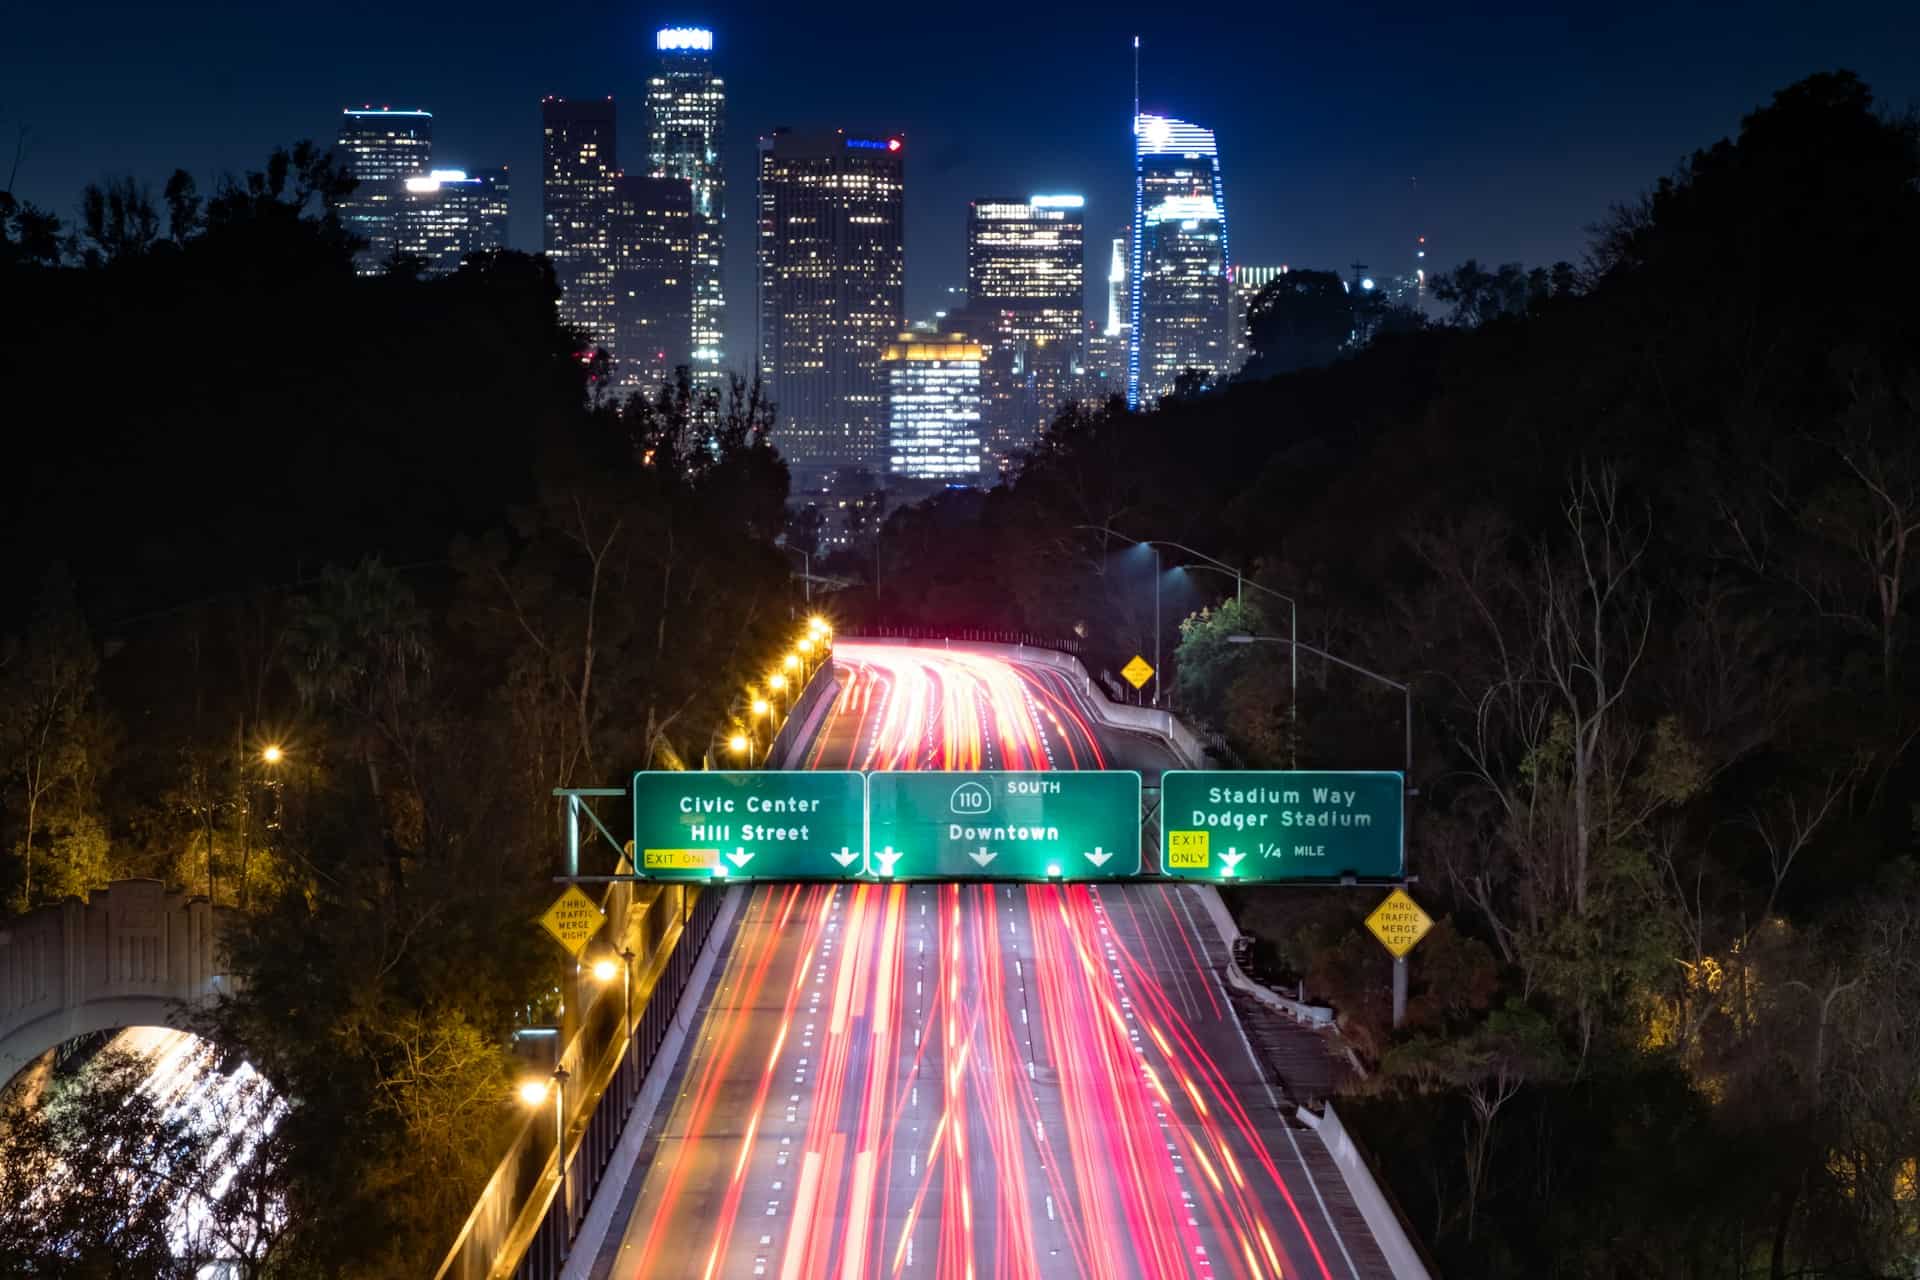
1393 955 1408 1029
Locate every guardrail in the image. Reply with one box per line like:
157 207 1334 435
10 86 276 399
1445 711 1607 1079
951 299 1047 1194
844 625 1085 654
432 881 722 1280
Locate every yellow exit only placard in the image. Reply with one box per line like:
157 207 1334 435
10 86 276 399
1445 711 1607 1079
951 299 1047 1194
643 848 719 871
1166 829 1210 868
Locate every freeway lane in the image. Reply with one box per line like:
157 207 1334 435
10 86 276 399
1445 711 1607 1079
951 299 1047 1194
589 644 1387 1279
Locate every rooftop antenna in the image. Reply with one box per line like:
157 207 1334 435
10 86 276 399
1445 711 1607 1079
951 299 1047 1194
1132 35 1140 129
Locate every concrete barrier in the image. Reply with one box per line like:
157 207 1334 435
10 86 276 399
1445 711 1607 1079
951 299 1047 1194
1186 884 1337 1028
1295 1102 1433 1280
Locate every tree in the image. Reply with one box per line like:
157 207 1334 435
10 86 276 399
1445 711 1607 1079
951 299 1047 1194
0 1044 293 1277
284 557 434 892
0 190 64 269
1241 269 1353 376
0 565 111 910
1170 598 1269 727
1385 1001 1565 1243
76 175 161 265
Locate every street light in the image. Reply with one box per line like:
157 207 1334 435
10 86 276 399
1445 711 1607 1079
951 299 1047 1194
1076 526 1302 720
1226 634 1412 780
751 698 770 718
519 1066 571 1203
261 744 285 765
728 732 751 764
591 946 636 1043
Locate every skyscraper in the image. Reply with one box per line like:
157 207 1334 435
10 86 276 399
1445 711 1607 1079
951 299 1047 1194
541 96 619 353
609 173 694 396
883 332 986 483
757 129 906 490
965 195 1085 465
336 108 433 273
647 27 726 382
1130 113 1230 406
393 168 510 274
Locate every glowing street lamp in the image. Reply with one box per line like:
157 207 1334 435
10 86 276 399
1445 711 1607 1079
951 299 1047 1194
519 1066 571 1200
797 636 814 655
784 654 801 672
261 744 285 765
591 946 636 1043
751 698 770 718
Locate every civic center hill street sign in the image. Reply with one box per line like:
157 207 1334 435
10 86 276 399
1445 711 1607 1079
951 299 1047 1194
631 770 866 880
1160 770 1404 881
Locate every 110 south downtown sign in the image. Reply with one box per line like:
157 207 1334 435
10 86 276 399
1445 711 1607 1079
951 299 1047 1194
629 768 1402 883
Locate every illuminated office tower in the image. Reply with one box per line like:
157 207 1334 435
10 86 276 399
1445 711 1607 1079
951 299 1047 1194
883 332 986 483
393 168 510 274
1129 113 1230 405
1229 264 1288 373
757 129 905 490
336 107 433 273
965 195 1085 464
609 174 694 395
648 27 726 383
541 96 619 353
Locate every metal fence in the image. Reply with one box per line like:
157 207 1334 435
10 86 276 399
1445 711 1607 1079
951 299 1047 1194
432 882 724 1280
841 625 1086 654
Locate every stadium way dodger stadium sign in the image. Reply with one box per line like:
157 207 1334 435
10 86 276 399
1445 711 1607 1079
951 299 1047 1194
1160 770 1404 881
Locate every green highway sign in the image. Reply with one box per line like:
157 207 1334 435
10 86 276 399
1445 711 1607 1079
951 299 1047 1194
1160 770 1404 881
866 771 1142 879
631 770 866 880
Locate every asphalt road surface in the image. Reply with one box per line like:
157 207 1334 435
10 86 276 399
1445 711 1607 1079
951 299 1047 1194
590 644 1384 1280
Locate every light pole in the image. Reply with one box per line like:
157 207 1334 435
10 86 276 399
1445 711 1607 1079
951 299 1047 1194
520 1065 571 1207
1225 634 1410 780
1227 631 1413 1025
1076 526 1300 724
1072 525 1163 704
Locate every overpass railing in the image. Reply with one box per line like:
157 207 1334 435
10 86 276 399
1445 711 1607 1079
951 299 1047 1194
843 625 1085 655
438 656 846 1280
432 880 722 1280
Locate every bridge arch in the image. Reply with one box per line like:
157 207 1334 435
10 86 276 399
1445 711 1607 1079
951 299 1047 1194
0 879 230 1085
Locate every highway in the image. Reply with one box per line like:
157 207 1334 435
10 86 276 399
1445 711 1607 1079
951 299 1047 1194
588 643 1387 1279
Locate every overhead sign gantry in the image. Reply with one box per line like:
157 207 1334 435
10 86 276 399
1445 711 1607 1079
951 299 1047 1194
619 768 1401 883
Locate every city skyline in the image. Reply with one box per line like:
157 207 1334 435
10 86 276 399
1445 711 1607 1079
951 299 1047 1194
12 1 1913 373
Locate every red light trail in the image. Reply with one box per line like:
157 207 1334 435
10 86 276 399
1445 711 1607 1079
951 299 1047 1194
609 645 1367 1279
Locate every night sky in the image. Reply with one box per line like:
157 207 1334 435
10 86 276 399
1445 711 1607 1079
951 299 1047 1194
6 0 1916 366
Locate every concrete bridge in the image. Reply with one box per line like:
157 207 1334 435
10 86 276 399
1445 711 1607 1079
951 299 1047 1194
0 879 230 1084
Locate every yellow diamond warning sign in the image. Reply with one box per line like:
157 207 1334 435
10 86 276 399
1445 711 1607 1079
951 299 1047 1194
1120 655 1155 689
1364 888 1433 958
539 885 607 959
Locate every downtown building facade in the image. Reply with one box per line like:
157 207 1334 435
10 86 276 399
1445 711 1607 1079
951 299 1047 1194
757 129 906 491
609 174 694 395
964 195 1085 470
541 97 620 353
882 333 986 484
393 169 510 273
336 108 434 273
647 27 727 382
1129 113 1230 406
